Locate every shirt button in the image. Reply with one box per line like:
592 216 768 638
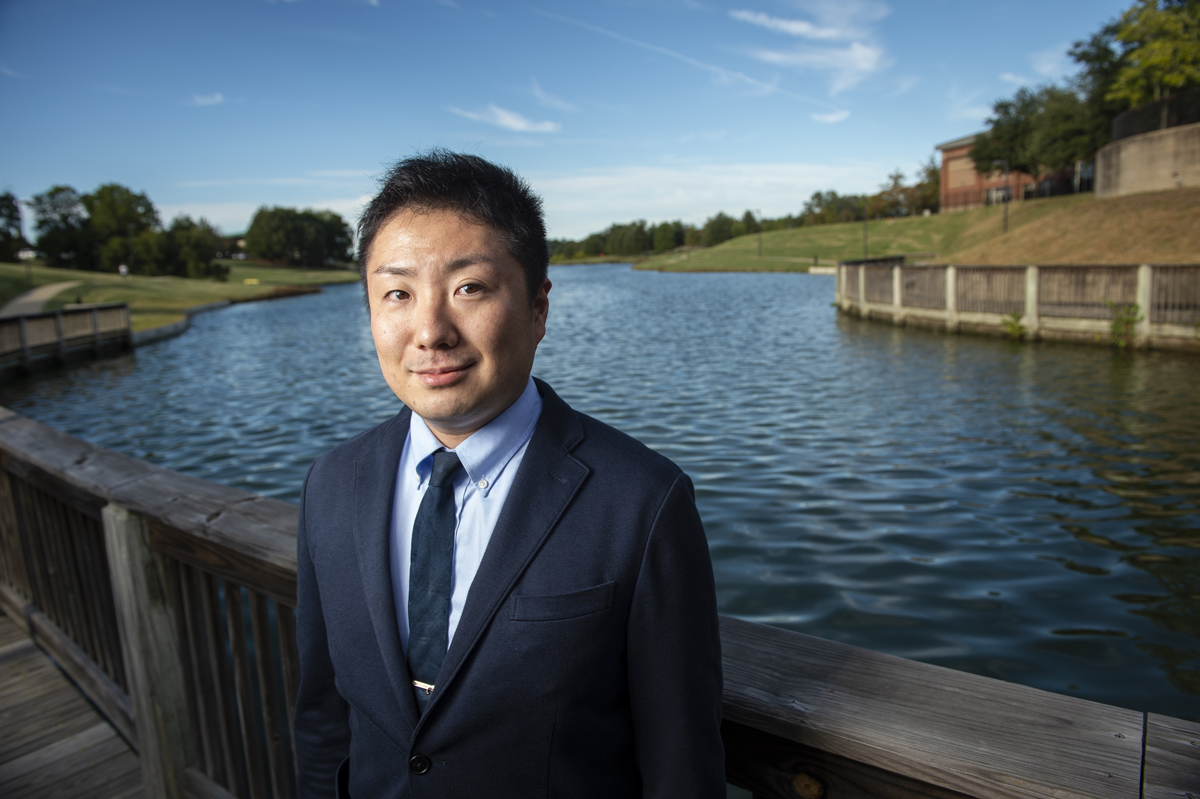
409 754 431 774
477 479 488 489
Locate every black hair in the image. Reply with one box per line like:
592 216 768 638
357 149 549 302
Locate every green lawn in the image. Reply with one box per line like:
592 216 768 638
0 262 358 330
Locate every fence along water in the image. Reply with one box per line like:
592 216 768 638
0 303 132 377
0 406 1197 798
837 262 1200 351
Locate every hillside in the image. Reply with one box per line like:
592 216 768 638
636 187 1200 272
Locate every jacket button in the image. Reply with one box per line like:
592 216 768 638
409 755 431 774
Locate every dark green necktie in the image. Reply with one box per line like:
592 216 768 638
407 449 463 697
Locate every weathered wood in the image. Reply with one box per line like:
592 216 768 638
197 570 247 797
275 602 300 767
249 591 291 799
104 503 195 798
224 581 270 799
1142 713 1200 799
28 608 136 746
149 518 296 607
184 767 239 799
176 563 220 783
0 613 142 798
724 721 977 799
720 615 1145 799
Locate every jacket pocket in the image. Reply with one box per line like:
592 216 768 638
510 581 615 621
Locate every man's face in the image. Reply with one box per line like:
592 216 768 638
365 208 550 447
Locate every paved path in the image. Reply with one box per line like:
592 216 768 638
0 613 142 798
0 281 83 317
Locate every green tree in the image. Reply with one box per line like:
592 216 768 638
652 221 676 253
30 185 93 268
164 216 226 280
0 192 24 261
1031 86 1099 171
701 212 734 246
912 156 940 213
246 206 353 267
740 210 760 235
1108 0 1200 106
969 87 1043 185
81 183 158 243
1069 21 1128 149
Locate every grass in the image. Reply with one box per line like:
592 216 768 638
0 261 358 331
637 187 1200 272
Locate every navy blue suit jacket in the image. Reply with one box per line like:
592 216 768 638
295 379 725 798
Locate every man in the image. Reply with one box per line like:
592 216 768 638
294 150 724 798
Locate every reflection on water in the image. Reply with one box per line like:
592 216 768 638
3 265 1198 719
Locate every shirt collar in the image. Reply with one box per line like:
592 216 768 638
408 376 542 496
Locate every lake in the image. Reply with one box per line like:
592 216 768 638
3 263 1198 721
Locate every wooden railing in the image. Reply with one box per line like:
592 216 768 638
0 303 132 376
836 263 1200 351
0 406 1196 798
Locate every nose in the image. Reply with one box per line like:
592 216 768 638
413 295 458 350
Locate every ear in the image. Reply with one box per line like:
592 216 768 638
532 278 551 339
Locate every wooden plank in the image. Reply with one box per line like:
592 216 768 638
148 519 296 607
1142 713 1200 799
177 565 222 784
723 720 977 799
275 602 300 767
223 581 269 799
29 609 136 747
0 581 31 635
248 591 290 799
183 767 238 799
719 615 1145 799
103 503 195 798
197 571 246 797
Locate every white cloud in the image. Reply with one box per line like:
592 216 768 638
999 72 1028 86
534 9 834 108
447 104 561 133
748 41 885 94
890 75 919 95
811 109 850 123
531 78 576 112
946 84 991 124
190 92 224 106
729 10 842 40
529 161 884 239
1031 44 1070 78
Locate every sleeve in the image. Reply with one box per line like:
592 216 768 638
294 464 352 797
626 471 726 798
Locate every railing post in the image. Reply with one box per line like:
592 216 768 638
945 266 958 332
91 308 102 355
103 503 194 798
892 265 903 324
1136 264 1153 347
18 316 31 370
54 311 66 363
834 265 842 306
1025 266 1040 339
858 265 867 318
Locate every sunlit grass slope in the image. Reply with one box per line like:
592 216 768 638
0 262 358 330
637 188 1200 272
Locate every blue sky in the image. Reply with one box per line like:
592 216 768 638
0 0 1130 240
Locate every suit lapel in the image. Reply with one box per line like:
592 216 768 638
352 408 421 735
432 380 588 705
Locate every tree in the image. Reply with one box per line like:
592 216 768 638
1069 21 1128 149
653 221 676 253
81 183 158 243
0 192 24 262
740 210 760 235
164 216 227 280
245 206 353 267
1108 0 1200 106
969 87 1043 185
701 212 734 246
912 156 940 213
1031 86 1098 171
30 185 93 268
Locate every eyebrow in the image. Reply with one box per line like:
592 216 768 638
372 254 499 277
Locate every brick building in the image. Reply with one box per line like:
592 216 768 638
936 133 1036 212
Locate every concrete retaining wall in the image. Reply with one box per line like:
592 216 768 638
1096 121 1200 198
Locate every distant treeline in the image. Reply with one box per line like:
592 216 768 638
2 184 354 279
549 159 939 262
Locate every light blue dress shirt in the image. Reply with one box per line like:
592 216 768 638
390 376 543 654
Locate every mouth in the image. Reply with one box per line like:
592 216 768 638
410 363 474 387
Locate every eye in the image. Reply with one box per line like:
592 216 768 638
457 283 483 296
385 289 409 301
